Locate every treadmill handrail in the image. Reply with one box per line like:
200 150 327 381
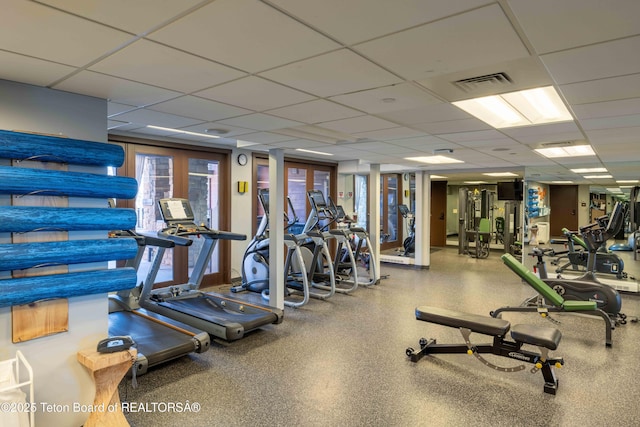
157 230 193 246
161 224 247 241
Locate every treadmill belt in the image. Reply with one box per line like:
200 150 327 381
159 296 278 332
109 311 197 366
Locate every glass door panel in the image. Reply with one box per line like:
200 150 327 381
188 158 220 278
135 153 174 283
287 167 307 233
380 174 401 250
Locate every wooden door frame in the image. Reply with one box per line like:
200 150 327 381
109 135 231 285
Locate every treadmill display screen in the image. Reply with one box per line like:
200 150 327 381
159 198 195 222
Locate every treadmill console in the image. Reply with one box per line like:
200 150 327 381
159 198 195 223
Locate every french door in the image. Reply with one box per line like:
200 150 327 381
124 145 229 287
253 158 335 235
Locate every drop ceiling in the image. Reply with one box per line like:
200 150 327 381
2 0 639 194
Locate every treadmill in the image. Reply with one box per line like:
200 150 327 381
108 230 211 376
138 198 284 341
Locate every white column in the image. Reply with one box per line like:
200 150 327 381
414 171 431 268
268 149 284 310
369 164 381 277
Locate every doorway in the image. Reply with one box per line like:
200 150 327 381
549 185 578 237
431 181 447 246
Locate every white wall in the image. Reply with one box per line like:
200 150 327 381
229 149 254 280
0 79 107 427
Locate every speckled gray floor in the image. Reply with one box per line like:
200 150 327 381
119 246 640 427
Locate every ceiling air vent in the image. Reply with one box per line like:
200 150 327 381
453 72 512 93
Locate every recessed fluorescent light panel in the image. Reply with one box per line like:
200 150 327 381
464 181 488 185
295 148 333 156
405 155 464 164
452 86 572 128
430 175 448 179
535 145 595 158
617 179 639 183
146 125 220 139
552 181 573 184
606 188 623 193
584 174 613 179
483 172 518 177
571 167 607 173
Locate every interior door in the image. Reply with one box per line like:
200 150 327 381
430 181 447 246
549 185 578 237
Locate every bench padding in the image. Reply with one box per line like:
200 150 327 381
511 324 562 350
416 306 510 337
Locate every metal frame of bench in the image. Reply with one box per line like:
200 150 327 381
407 305 564 395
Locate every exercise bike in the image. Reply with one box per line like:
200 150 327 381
493 202 630 327
552 226 626 279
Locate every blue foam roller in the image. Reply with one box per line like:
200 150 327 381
0 267 137 308
0 166 138 199
0 238 138 271
0 207 136 232
0 129 124 167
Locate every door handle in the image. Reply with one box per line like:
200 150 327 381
439 212 445 220
571 209 576 216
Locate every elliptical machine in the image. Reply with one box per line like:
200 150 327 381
398 204 415 256
232 189 334 307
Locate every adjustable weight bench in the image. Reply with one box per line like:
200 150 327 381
407 305 564 394
493 253 614 347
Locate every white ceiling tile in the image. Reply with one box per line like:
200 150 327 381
586 126 640 144
377 103 468 125
259 49 402 97
218 113 303 131
107 119 130 130
53 71 181 106
148 0 338 72
179 123 254 138
355 4 529 80
38 0 205 34
90 40 246 93
541 36 640 85
500 122 582 139
107 102 137 116
0 1 133 66
581 114 640 131
330 83 441 114
436 130 507 143
270 0 492 45
269 139 330 149
109 108 203 128
235 132 297 144
453 138 520 149
268 100 363 124
0 51 75 87
412 119 492 134
352 127 426 141
389 136 458 150
319 115 399 134
559 74 640 105
195 76 315 111
508 0 640 54
573 98 640 120
148 96 252 121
